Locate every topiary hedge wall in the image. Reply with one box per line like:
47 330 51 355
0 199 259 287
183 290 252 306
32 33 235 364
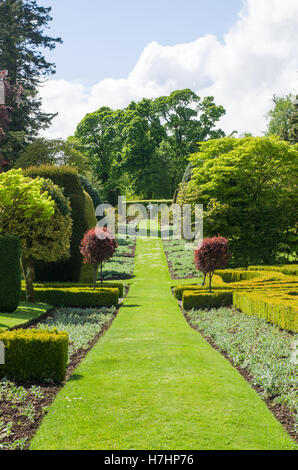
0 235 21 312
23 166 97 283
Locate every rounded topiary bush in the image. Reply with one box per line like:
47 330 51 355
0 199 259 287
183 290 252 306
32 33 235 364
0 235 21 312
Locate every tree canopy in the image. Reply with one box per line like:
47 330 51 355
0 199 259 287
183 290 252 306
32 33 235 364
178 136 298 265
0 0 62 165
74 89 226 199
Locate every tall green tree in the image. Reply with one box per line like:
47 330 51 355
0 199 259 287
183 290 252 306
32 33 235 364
74 90 226 198
289 95 298 144
266 94 296 141
0 0 62 164
14 137 88 173
179 136 298 265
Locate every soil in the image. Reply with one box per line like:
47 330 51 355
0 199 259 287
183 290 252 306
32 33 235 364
182 306 298 444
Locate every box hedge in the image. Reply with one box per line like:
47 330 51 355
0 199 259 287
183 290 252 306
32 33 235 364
0 329 68 382
176 267 298 332
233 291 298 333
21 286 119 307
29 281 125 298
0 235 21 312
23 166 97 283
248 265 298 276
182 291 233 310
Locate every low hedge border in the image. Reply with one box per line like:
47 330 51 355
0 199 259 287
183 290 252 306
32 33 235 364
182 291 233 310
177 268 298 332
0 328 68 382
233 291 298 333
174 270 298 300
248 265 298 276
21 287 119 308
25 282 125 298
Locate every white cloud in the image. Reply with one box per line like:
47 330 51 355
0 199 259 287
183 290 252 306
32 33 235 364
40 0 298 139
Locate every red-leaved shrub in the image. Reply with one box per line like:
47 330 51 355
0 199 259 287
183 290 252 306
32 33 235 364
80 227 118 289
194 236 230 292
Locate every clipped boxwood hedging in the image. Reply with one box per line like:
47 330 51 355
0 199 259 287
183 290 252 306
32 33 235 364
0 235 21 313
29 282 125 298
126 200 173 206
233 291 298 333
174 270 298 300
21 287 119 307
182 291 233 310
248 265 298 276
23 166 97 283
0 329 68 382
176 267 298 332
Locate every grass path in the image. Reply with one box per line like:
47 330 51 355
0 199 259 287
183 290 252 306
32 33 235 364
30 223 296 450
0 302 52 330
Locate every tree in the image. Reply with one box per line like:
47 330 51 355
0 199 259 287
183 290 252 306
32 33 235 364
194 236 230 292
0 0 62 164
74 90 226 198
153 90 226 184
75 107 119 185
0 169 72 301
0 70 23 170
14 137 88 172
289 95 298 144
80 227 118 289
179 136 298 265
266 94 296 141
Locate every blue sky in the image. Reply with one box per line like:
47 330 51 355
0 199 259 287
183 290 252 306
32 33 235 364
39 0 298 139
40 0 242 85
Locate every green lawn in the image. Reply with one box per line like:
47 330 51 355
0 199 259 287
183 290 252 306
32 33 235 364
0 302 52 330
30 222 296 450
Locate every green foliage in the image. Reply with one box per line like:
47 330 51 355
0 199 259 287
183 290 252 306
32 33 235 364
0 1 61 133
0 329 68 382
37 306 114 360
14 138 88 173
74 90 226 198
78 175 102 209
188 307 298 416
30 282 125 298
163 238 200 278
23 165 96 282
183 290 233 310
0 236 21 312
179 136 298 265
248 265 298 276
289 95 298 144
266 94 296 142
21 287 119 308
233 291 298 333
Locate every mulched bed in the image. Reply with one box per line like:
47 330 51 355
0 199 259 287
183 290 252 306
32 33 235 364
181 305 298 443
0 305 120 450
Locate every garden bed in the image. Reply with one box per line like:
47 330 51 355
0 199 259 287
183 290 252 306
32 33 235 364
101 235 136 280
184 306 298 443
0 305 118 450
163 238 201 279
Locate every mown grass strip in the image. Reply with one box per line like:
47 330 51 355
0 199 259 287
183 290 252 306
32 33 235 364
30 222 296 450
0 302 52 331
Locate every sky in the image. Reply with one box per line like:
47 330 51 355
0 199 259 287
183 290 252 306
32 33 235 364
38 0 298 139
